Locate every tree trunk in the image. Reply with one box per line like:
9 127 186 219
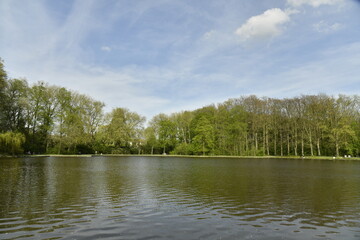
301 131 304 156
239 138 242 156
287 134 290 155
280 132 283 156
202 141 205 155
274 131 277 156
309 129 313 156
255 132 258 154
245 133 248 154
335 135 340 157
263 126 266 155
182 129 187 144
294 130 298 156
317 138 321 156
266 128 269 156
58 138 62 154
46 139 49 154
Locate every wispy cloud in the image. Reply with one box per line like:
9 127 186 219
0 0 358 119
100 46 112 52
249 41 360 97
287 0 344 8
313 20 342 33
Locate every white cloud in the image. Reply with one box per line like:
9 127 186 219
1 0 358 119
287 0 343 8
250 42 360 97
100 46 112 52
313 21 342 33
235 8 291 42
203 30 216 40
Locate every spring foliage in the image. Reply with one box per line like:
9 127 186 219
0 132 25 155
0 58 359 156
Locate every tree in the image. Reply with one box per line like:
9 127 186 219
237 96 265 155
3 78 28 132
23 82 60 153
1 57 359 157
192 116 215 155
226 104 248 156
99 108 145 154
158 117 177 154
0 132 26 156
149 113 177 154
144 126 157 154
52 87 72 154
172 111 193 144
0 58 8 132
328 95 357 156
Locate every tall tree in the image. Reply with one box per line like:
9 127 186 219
53 87 72 154
0 58 8 132
192 116 215 155
99 108 145 154
328 95 357 156
144 126 157 154
3 78 28 132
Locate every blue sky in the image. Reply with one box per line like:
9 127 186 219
1 0 359 119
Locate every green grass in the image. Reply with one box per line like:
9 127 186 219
3 153 359 161
92 154 360 161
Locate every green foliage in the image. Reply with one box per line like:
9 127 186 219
3 78 28 131
148 113 177 154
192 116 214 155
97 108 145 154
0 132 25 155
171 142 195 155
143 126 157 154
0 59 359 157
0 58 9 132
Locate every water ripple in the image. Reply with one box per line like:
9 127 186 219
1 157 360 239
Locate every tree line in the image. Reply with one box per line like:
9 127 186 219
1 58 359 157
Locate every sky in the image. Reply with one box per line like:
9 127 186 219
1 0 360 120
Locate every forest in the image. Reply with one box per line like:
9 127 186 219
1 59 359 157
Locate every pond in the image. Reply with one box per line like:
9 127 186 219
1 156 360 239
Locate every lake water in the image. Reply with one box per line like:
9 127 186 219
1 156 360 239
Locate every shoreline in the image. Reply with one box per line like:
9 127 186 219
1 154 359 161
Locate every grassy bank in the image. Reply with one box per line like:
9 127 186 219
1 154 359 161
40 154 360 161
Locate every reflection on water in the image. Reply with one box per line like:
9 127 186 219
1 156 360 239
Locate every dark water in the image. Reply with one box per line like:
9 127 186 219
1 156 360 240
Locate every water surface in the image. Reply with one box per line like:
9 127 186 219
1 156 360 239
